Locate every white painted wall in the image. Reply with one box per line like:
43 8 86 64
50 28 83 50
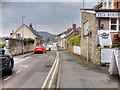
12 25 35 39
73 46 81 55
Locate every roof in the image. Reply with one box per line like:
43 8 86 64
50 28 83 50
11 24 42 38
66 27 81 38
57 30 72 36
95 9 120 12
25 25 42 38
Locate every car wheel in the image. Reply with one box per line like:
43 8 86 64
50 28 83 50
6 61 12 75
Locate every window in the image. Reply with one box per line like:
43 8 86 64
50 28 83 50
16 34 20 38
110 18 120 32
83 21 89 35
102 0 113 9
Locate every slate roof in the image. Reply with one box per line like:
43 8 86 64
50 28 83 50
11 24 42 38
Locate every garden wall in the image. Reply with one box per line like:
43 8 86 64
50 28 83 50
5 38 34 55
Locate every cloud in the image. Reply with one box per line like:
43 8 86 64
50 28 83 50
1 2 98 37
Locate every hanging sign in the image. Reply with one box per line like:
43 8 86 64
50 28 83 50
98 30 112 47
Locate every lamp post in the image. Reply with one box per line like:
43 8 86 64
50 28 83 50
22 16 25 54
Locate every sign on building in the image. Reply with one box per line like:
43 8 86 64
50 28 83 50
101 49 114 63
98 30 112 47
96 12 120 18
109 48 120 76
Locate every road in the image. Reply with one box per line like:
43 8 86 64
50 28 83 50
59 51 119 88
2 51 56 88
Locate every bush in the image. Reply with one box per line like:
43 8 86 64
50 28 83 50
0 43 5 48
69 35 81 46
18 37 34 44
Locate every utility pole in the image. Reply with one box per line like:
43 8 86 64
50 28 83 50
22 16 25 54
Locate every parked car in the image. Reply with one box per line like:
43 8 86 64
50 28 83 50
34 45 46 54
0 49 14 75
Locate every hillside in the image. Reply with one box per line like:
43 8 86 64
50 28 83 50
37 31 56 40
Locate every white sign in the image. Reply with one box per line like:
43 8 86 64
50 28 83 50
101 49 114 63
109 48 120 76
96 12 120 18
98 30 112 47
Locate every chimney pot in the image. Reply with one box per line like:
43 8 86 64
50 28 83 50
72 23 76 30
29 23 32 28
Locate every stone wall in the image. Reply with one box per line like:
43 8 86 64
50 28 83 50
5 38 34 55
81 12 101 64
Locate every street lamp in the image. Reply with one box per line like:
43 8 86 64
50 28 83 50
22 16 25 54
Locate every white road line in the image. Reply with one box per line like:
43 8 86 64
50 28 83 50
16 70 22 73
4 76 11 81
24 65 28 68
15 57 29 64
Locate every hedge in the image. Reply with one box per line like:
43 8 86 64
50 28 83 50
18 37 34 45
0 43 5 48
69 35 81 46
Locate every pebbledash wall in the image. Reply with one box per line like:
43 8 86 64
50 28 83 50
81 12 101 64
5 38 34 55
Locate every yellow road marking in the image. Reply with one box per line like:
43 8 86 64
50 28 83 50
41 52 58 89
48 54 59 89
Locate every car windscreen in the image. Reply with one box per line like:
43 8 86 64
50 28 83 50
36 46 43 48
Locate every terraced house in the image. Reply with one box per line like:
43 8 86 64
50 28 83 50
80 0 120 64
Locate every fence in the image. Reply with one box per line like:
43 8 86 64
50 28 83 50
68 45 81 55
73 46 81 55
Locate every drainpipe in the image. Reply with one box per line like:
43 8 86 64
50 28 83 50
99 18 101 30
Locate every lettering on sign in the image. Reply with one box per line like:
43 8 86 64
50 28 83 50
98 30 112 47
101 49 114 63
96 12 120 18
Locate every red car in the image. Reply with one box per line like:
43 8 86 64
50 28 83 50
34 45 46 54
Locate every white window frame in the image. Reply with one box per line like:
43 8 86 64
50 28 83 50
83 20 89 35
109 18 120 32
103 0 114 9
16 34 21 38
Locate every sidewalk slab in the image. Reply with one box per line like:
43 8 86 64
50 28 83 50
59 51 119 88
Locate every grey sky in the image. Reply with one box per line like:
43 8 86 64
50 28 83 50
1 1 99 37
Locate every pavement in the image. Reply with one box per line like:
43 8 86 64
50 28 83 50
59 51 119 88
2 51 56 88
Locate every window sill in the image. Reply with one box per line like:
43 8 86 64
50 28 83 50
110 31 120 33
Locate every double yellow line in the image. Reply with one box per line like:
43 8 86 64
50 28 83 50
41 52 59 89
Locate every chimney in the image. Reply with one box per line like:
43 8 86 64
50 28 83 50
29 23 32 28
72 23 76 30
10 30 14 36
70 27 72 30
67 28 70 31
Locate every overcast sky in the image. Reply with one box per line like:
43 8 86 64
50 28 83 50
0 0 100 37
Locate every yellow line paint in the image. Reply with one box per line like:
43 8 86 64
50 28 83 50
41 52 58 89
48 54 59 89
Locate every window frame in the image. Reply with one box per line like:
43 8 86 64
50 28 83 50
16 34 21 38
109 18 120 32
83 20 89 36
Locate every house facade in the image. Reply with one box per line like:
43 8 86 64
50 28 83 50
57 23 81 51
80 0 120 64
11 23 43 46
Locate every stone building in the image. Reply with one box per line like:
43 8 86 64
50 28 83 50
80 0 120 64
11 23 43 46
57 23 81 51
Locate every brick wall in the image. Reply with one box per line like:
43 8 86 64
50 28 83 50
5 38 34 55
81 12 101 64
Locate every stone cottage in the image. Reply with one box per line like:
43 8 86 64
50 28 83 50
80 0 120 64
